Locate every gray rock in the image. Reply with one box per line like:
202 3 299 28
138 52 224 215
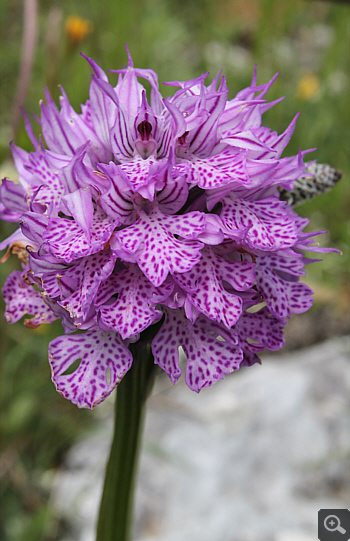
52 336 350 541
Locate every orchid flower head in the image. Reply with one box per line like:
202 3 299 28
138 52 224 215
0 47 333 408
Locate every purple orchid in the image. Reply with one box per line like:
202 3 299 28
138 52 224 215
0 48 332 408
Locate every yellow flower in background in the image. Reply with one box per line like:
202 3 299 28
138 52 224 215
65 16 92 45
296 73 321 101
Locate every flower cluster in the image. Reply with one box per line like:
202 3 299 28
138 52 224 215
0 49 329 408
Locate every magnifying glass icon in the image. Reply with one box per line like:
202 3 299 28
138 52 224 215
324 515 346 534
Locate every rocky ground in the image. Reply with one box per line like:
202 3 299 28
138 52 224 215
52 335 350 541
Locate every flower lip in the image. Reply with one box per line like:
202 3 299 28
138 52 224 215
134 140 156 160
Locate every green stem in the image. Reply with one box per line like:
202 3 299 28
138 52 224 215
96 340 157 541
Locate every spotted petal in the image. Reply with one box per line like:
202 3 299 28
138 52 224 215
237 307 285 353
256 253 314 319
152 308 243 392
98 265 173 339
173 246 255 327
111 205 204 286
49 330 133 408
58 251 116 320
44 207 115 262
120 156 166 200
3 270 57 326
220 195 298 251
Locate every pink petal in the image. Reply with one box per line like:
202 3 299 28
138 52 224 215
49 330 133 408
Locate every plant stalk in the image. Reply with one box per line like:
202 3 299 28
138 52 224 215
96 341 157 541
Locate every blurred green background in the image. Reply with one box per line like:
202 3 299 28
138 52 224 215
0 0 349 539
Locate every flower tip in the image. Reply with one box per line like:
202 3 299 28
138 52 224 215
80 52 91 64
302 147 317 159
270 72 279 84
125 43 133 68
19 106 28 119
251 64 257 86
